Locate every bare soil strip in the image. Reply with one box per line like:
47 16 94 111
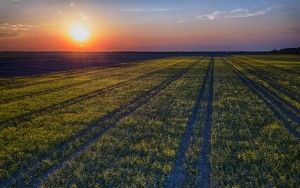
223 58 300 140
2 60 198 188
165 58 212 187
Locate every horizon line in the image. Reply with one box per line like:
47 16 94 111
0 47 299 53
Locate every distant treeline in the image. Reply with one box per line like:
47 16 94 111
0 47 299 56
269 47 300 54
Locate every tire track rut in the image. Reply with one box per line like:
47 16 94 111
0 60 187 127
0 59 178 105
197 57 214 188
230 58 300 107
165 58 214 187
223 58 300 140
1 59 199 188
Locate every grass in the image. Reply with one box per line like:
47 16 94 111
40 58 209 187
0 57 186 121
211 57 299 187
0 57 197 180
0 54 299 187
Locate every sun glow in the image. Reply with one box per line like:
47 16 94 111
69 23 90 43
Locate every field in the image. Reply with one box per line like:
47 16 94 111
0 52 203 77
0 54 299 187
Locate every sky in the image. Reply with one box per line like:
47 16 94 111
0 0 299 51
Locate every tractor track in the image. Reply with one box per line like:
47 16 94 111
230 58 300 105
0 59 188 127
1 59 200 188
197 57 214 188
0 66 111 90
165 58 214 187
223 58 300 140
227 58 300 123
0 58 179 105
0 58 151 90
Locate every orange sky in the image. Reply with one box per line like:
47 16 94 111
0 0 299 51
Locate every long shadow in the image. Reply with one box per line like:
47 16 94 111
0 59 187 127
223 58 300 140
197 57 214 187
1 59 200 187
231 58 300 106
0 58 177 104
164 58 213 187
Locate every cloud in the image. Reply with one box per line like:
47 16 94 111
0 23 33 38
196 5 283 21
79 13 88 21
70 2 75 7
121 8 172 12
176 19 185 23
225 7 272 18
291 26 300 35
196 11 222 20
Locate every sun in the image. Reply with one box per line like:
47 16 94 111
69 23 90 43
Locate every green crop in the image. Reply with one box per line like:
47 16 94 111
0 55 299 187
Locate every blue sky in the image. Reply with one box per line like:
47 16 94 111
0 0 299 51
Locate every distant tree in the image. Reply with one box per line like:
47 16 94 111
270 47 300 54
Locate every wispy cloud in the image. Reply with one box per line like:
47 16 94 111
78 12 88 21
121 8 173 12
69 2 75 7
175 19 185 23
196 5 283 21
291 26 300 35
225 5 282 18
0 23 33 38
196 11 222 20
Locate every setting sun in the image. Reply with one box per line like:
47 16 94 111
69 24 90 43
0 1 300 187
